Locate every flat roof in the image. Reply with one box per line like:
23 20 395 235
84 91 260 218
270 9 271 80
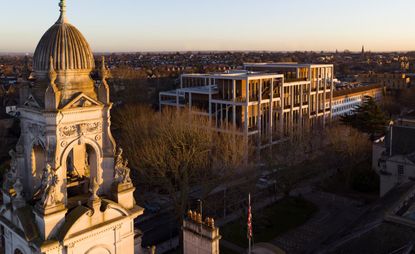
333 84 382 98
244 62 334 68
182 70 283 80
161 85 218 95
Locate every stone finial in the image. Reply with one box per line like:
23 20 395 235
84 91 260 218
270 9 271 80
48 56 57 85
196 213 202 224
190 211 196 221
101 56 108 81
208 218 215 228
58 0 67 23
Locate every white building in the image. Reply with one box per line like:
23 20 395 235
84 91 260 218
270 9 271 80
331 85 383 119
160 63 334 148
0 1 143 253
373 115 415 196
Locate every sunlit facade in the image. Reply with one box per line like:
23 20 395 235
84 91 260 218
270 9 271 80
160 63 334 148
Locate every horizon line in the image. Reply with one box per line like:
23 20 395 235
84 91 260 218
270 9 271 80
1 49 415 56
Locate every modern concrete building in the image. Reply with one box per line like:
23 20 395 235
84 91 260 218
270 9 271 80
0 1 143 253
244 63 334 126
331 85 383 119
160 63 334 149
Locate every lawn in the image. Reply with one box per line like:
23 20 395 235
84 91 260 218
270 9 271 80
220 196 318 248
319 160 379 202
220 246 239 254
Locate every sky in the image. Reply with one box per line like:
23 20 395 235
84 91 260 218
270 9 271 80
1 0 415 53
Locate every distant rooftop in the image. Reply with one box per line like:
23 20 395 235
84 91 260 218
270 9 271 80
244 62 334 68
333 84 381 98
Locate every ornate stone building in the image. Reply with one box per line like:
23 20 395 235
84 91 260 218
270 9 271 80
183 211 220 254
0 1 143 253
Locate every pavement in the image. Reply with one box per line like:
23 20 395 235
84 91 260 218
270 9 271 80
136 210 178 247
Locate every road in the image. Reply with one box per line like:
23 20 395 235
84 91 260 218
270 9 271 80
136 210 178 247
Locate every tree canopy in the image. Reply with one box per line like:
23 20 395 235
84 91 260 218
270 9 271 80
112 105 249 217
341 96 388 140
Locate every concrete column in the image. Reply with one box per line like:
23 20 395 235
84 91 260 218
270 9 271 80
290 85 294 132
323 68 327 126
245 78 249 135
330 67 334 122
316 68 320 117
300 83 304 129
309 67 312 118
269 78 274 144
209 79 212 124
258 79 262 148
280 80 285 136
233 80 236 126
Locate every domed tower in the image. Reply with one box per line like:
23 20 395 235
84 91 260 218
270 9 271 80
29 0 97 106
0 1 143 253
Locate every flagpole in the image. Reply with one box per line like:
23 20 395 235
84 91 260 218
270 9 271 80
249 235 251 254
248 193 251 254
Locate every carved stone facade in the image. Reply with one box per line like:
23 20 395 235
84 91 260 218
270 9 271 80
0 1 143 253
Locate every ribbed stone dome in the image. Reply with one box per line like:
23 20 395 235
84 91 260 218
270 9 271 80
31 0 98 104
33 0 95 75
33 23 95 73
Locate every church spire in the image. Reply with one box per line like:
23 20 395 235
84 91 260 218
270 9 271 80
58 0 67 23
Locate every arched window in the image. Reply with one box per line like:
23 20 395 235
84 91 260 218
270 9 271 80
65 143 98 201
31 144 46 190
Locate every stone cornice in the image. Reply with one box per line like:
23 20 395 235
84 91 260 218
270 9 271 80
62 218 126 246
43 105 106 116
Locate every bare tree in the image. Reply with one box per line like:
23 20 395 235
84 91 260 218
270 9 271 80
261 124 327 196
326 124 372 182
113 105 249 218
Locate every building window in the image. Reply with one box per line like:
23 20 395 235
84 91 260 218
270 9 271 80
397 165 404 175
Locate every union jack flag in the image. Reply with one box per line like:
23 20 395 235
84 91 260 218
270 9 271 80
247 193 252 239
